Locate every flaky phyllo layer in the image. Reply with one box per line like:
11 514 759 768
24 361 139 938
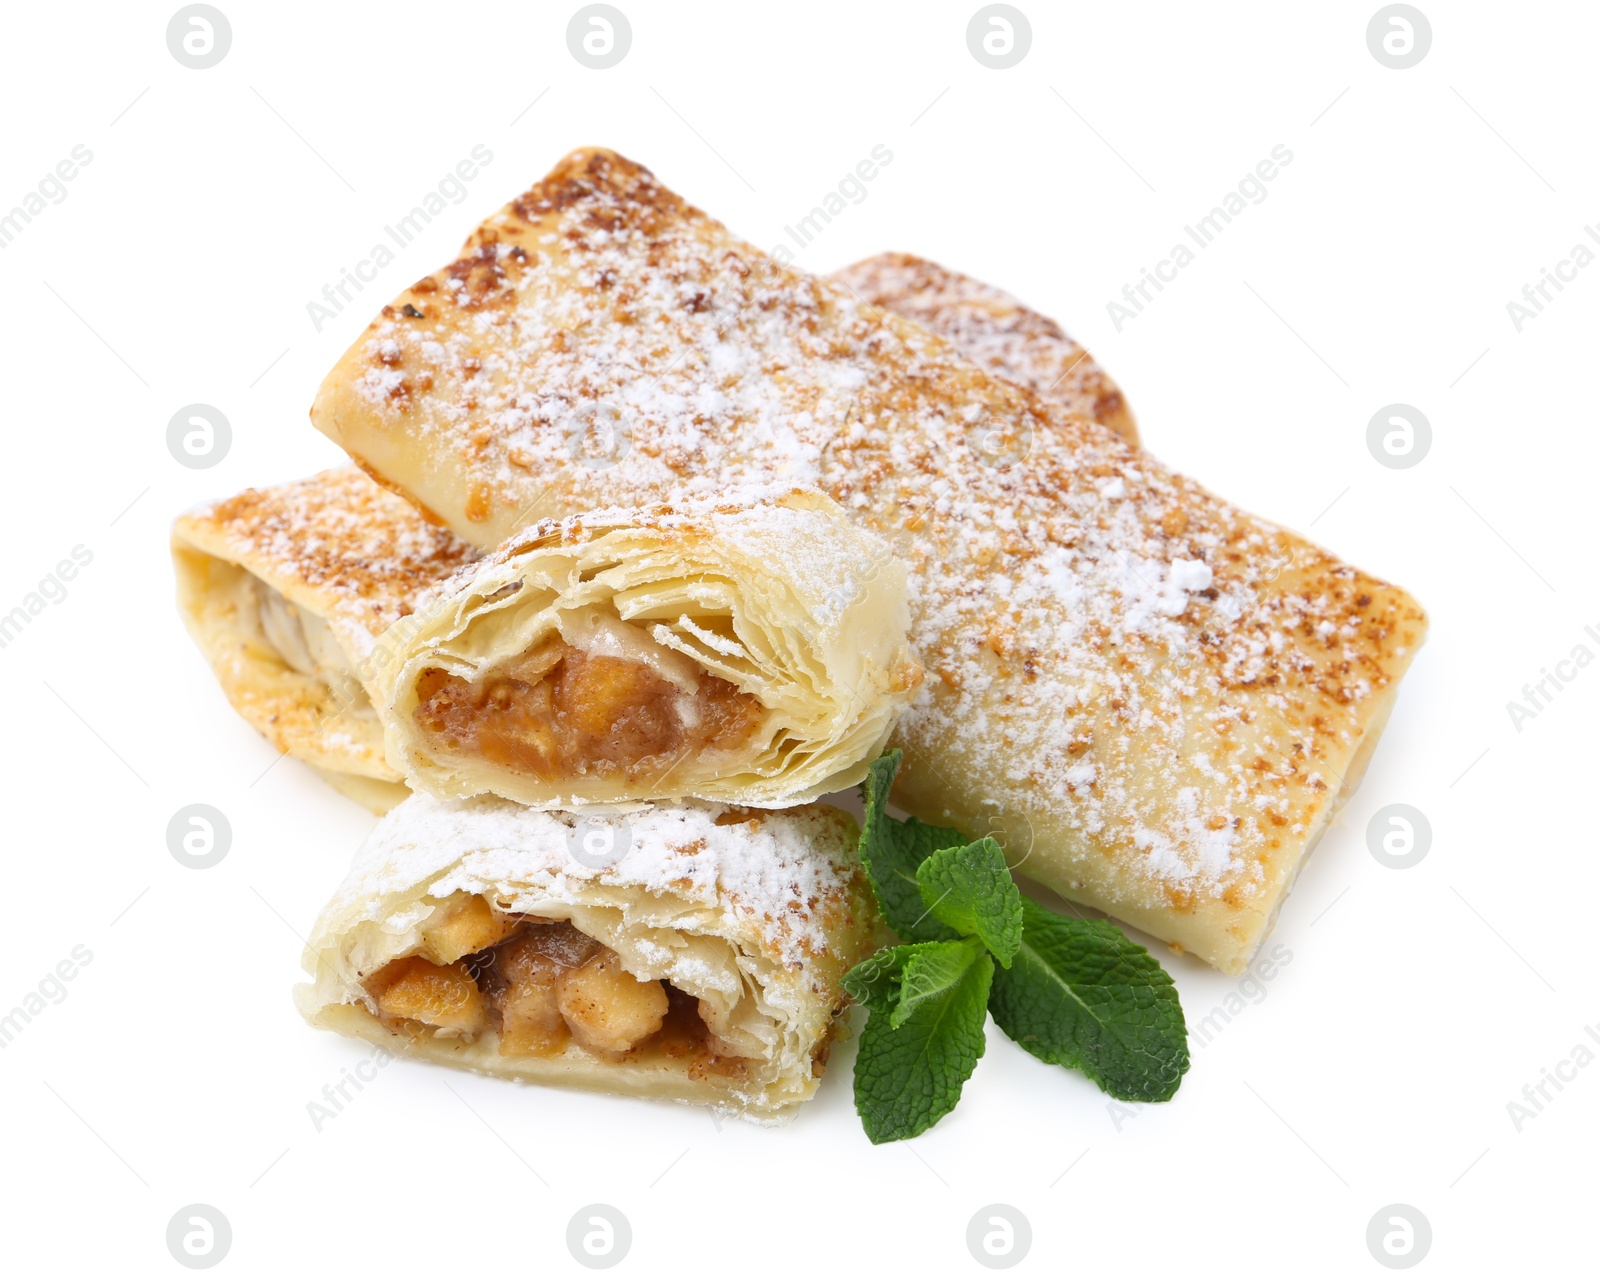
295 795 881 1119
373 489 921 808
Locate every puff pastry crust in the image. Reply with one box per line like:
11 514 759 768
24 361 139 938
172 466 476 811
830 251 1138 444
295 794 881 1120
375 487 920 808
310 148 1427 972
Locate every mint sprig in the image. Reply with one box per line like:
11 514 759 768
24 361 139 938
843 750 1190 1142
842 823 1019 1144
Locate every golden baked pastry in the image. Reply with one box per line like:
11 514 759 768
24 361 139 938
309 148 1426 973
172 466 477 812
830 251 1138 443
374 487 920 808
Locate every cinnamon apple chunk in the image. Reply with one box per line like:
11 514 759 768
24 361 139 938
365 956 487 1036
420 893 521 964
489 925 599 1057
554 949 670 1056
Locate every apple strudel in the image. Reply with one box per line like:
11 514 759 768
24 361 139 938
308 148 1427 973
295 793 881 1120
373 488 920 808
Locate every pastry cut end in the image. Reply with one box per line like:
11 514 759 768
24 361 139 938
376 491 919 809
171 467 476 808
299 890 829 1120
297 797 879 1120
171 537 397 783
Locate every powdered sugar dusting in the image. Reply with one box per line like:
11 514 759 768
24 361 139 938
830 251 1138 443
178 466 478 650
333 793 871 970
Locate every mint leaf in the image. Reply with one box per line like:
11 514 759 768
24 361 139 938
842 939 985 1028
915 838 1024 967
888 939 986 1029
856 750 966 942
989 897 1190 1102
840 945 909 1015
851 942 994 1143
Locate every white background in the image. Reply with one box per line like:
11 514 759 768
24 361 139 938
1 1 1592 1270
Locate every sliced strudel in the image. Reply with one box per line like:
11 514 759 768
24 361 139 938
295 793 881 1120
374 488 920 808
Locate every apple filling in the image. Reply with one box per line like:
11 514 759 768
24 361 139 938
361 894 758 1075
412 638 764 782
